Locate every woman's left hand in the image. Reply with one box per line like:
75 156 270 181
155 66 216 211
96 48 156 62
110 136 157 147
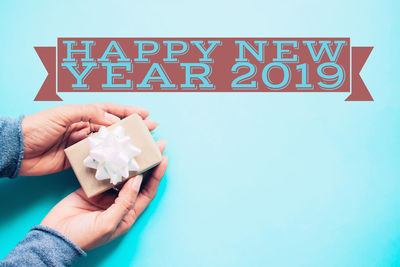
20 103 156 176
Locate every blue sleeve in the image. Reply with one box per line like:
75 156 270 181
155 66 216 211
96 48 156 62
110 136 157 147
0 116 24 178
0 225 86 267
0 118 86 265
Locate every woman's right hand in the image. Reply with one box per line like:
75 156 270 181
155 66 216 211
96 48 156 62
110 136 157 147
40 141 168 251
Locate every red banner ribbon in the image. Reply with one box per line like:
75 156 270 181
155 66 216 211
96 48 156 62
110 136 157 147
34 47 61 101
345 46 374 101
34 38 373 101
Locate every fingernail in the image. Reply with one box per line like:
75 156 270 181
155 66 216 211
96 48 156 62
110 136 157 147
141 110 150 118
148 119 158 126
132 175 143 192
104 112 120 124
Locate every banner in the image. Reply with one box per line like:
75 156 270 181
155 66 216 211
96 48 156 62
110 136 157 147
34 38 373 101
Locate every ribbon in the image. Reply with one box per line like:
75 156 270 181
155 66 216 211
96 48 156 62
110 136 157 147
34 38 374 101
83 126 141 185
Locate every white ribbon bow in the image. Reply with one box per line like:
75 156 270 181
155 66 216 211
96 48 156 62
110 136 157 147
83 126 141 185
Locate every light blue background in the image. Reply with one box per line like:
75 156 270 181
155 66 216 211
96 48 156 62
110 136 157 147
0 0 399 266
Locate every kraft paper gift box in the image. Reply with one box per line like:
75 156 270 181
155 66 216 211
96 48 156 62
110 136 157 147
65 114 162 198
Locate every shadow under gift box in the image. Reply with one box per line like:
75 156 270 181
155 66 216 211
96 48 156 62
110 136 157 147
65 114 162 198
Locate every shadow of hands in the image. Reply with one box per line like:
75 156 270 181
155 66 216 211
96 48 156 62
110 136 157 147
0 169 80 230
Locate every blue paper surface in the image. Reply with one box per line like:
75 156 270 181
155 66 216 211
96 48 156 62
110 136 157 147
0 0 399 266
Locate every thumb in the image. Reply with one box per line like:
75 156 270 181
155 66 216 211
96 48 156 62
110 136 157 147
54 104 120 126
100 175 143 231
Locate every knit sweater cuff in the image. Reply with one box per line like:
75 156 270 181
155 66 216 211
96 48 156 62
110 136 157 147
1 225 86 266
0 116 24 178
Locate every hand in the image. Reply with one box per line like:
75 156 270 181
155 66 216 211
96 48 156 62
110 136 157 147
40 141 168 251
20 103 157 176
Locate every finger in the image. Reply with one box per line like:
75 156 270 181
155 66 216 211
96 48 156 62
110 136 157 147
99 175 143 230
134 156 168 216
69 121 88 132
69 118 154 147
156 140 166 153
78 119 155 133
85 190 118 209
67 123 102 147
67 120 114 147
144 119 157 131
111 154 167 238
111 210 137 238
55 104 120 127
94 102 149 120
67 128 90 147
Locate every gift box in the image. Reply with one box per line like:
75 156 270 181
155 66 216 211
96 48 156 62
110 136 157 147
65 114 162 198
